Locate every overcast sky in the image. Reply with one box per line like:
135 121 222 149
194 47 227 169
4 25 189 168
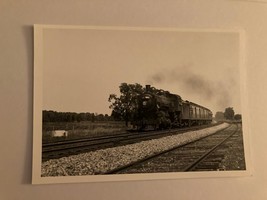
42 27 242 115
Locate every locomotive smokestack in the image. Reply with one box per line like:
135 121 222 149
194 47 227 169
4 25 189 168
146 85 151 91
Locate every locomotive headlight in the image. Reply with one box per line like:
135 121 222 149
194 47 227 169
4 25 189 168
142 94 151 106
144 96 150 99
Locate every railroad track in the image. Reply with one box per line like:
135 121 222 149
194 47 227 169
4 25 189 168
42 123 219 162
105 123 241 174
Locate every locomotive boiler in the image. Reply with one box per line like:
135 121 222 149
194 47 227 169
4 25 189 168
131 85 212 130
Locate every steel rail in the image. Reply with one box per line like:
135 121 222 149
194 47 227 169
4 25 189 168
104 124 232 174
183 124 239 171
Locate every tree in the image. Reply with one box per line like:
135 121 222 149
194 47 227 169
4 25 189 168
215 111 225 121
234 114 242 120
91 113 95 122
96 114 105 121
224 107 235 120
108 83 144 126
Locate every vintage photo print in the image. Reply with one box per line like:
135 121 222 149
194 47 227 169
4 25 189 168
33 25 251 184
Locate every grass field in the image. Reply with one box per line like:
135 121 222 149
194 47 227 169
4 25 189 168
42 121 128 143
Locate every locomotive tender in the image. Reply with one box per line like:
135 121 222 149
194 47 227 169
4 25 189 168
132 85 212 130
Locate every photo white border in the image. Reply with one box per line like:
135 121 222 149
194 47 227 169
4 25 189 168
32 25 252 184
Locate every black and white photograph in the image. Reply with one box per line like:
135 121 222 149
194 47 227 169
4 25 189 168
33 25 250 184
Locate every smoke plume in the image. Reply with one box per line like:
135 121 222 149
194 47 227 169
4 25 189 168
147 67 235 112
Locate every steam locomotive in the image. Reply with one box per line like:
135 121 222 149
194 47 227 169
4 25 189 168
131 85 212 130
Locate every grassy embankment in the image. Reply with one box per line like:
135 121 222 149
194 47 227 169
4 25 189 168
42 121 127 143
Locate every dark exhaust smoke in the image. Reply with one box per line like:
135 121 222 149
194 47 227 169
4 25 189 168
147 67 235 111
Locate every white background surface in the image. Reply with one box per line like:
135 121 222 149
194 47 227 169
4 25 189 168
1 0 266 199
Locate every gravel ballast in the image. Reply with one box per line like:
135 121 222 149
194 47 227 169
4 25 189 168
41 123 230 176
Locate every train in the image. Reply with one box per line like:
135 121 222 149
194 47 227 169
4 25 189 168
131 85 213 130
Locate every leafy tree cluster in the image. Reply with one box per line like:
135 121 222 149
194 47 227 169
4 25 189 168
43 110 111 123
224 107 235 120
108 83 145 126
215 111 225 121
215 107 242 121
234 114 242 120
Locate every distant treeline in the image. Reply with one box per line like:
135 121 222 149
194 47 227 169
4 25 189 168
43 110 113 123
